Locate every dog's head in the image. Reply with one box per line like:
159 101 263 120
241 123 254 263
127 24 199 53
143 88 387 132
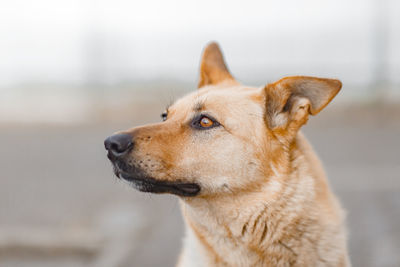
105 42 341 198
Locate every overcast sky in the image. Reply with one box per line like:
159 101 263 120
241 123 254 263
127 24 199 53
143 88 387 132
0 0 399 87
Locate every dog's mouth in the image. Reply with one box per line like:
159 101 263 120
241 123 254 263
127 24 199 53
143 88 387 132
111 160 200 197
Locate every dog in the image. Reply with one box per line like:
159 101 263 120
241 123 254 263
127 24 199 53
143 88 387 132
104 42 350 266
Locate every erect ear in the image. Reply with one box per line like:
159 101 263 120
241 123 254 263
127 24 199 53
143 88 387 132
198 42 237 88
265 76 341 134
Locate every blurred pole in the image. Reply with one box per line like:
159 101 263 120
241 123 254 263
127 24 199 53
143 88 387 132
82 0 108 113
371 0 389 100
83 0 107 87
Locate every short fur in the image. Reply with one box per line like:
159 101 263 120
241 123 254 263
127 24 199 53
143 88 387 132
105 42 349 267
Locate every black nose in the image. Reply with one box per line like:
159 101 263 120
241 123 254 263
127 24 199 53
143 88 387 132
104 133 133 157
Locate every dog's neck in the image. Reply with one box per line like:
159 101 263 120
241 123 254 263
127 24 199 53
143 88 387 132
179 134 338 266
181 182 314 265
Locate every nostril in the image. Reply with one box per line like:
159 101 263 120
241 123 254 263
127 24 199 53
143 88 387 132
112 142 132 153
104 133 134 156
110 143 121 153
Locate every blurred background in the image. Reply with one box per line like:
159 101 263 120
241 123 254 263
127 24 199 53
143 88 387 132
0 0 399 266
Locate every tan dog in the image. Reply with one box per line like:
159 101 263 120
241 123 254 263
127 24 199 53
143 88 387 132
104 42 349 266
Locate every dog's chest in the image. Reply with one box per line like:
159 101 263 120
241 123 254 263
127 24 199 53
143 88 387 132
181 224 261 267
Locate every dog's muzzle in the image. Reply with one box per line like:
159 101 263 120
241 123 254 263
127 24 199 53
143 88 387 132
104 133 200 197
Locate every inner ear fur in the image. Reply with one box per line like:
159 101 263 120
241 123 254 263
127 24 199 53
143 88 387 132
265 76 342 131
198 42 236 88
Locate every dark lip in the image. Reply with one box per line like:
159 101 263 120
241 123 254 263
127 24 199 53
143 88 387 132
108 157 200 197
120 172 200 197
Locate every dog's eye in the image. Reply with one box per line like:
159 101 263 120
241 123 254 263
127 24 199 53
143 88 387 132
200 117 213 128
192 115 220 130
161 112 168 121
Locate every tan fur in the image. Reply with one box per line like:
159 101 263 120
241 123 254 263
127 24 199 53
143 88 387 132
198 42 237 88
115 42 349 266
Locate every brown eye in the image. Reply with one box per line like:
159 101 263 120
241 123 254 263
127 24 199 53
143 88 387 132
199 116 213 128
191 114 220 130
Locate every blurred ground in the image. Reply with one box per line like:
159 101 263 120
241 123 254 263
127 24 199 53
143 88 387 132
0 99 399 267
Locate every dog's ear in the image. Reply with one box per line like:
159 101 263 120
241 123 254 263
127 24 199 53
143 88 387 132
265 76 341 135
198 42 236 88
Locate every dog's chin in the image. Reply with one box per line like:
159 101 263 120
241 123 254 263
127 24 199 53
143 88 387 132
113 166 200 197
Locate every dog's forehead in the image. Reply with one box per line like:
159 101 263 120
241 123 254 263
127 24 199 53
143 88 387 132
171 85 264 116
